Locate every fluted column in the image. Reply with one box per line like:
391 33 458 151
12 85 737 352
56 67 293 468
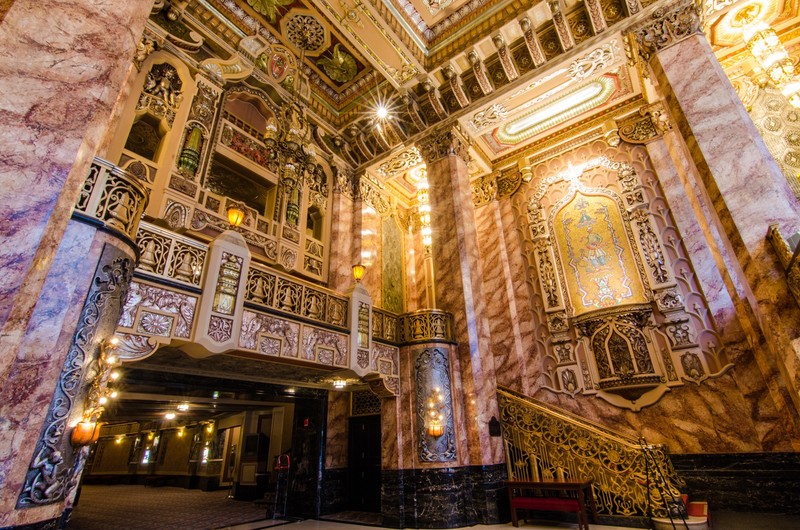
632 0 800 424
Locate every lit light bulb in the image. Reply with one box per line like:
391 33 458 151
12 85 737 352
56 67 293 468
106 355 117 365
99 396 108 405
165 412 176 420
110 391 118 399
376 105 388 119
110 371 120 381
177 403 189 412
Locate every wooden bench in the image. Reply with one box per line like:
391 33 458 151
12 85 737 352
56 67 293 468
507 479 597 530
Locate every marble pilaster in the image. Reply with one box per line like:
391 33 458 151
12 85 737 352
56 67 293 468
419 127 503 468
327 185 357 292
634 1 800 427
0 0 152 381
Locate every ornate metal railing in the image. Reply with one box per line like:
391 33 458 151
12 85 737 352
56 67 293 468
767 224 800 309
76 157 149 240
497 387 683 518
398 309 454 343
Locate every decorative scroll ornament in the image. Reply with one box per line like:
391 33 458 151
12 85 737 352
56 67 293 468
418 127 471 165
520 17 546 67
472 175 497 207
631 0 704 62
133 33 159 71
618 103 673 144
377 146 422 178
189 81 219 129
468 50 493 95
470 103 509 132
317 44 357 83
17 248 133 507
568 42 619 81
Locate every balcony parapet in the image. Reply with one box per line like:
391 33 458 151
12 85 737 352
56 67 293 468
399 309 455 344
75 157 149 241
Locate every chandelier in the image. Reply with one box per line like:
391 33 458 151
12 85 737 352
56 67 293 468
740 12 800 107
263 34 319 228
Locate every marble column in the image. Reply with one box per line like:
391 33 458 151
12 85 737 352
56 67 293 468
327 165 357 292
417 127 506 524
0 2 153 527
633 0 800 427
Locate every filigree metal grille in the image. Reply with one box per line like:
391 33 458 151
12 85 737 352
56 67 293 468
497 388 683 517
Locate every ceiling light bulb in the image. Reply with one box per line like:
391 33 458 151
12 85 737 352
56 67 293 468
376 105 388 119
177 403 189 412
165 412 176 420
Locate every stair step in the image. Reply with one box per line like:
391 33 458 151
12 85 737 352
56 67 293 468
652 515 708 530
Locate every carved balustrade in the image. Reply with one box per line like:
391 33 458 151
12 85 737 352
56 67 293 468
498 387 684 518
372 308 400 343
767 224 800 310
244 262 349 330
398 309 455 344
75 157 150 240
135 221 207 287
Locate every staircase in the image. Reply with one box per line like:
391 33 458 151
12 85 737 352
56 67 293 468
497 387 704 526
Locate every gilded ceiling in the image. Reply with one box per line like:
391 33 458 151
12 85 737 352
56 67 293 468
156 0 800 202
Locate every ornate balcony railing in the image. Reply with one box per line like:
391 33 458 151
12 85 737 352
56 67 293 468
244 262 349 330
398 309 454 343
497 387 684 518
75 157 149 240
135 222 207 287
372 308 400 343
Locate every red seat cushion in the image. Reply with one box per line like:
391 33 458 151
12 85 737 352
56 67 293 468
511 497 581 512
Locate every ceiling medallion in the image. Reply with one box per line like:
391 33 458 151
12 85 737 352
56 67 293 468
285 13 327 54
494 77 616 145
317 43 357 83
247 0 292 23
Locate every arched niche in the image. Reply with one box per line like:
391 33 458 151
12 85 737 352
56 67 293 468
526 157 732 411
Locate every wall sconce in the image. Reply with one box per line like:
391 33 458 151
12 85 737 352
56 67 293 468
70 420 101 447
206 421 215 434
226 203 245 228
426 387 445 437
352 263 366 283
70 336 122 448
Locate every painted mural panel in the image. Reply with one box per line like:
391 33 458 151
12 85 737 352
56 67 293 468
382 216 405 314
555 192 646 316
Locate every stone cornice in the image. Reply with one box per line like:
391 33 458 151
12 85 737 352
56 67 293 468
418 126 471 165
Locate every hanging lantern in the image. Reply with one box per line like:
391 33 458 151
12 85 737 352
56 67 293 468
70 421 100 447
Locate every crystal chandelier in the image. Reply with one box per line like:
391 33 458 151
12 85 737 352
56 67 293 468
741 17 800 107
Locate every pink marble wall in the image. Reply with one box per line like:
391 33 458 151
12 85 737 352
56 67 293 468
482 135 795 453
0 1 152 385
651 34 800 440
325 391 349 469
0 2 152 525
327 190 356 292
426 152 503 466
474 200 536 396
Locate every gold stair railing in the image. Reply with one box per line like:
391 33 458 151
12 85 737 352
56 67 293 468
498 387 684 518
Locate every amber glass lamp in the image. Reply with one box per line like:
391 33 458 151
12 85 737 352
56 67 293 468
70 420 100 447
352 263 366 283
226 204 245 228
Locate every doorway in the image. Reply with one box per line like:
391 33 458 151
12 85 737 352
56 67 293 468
347 414 381 513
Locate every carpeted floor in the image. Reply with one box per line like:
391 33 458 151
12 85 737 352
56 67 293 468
68 484 270 530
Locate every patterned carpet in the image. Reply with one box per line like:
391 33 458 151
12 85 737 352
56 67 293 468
68 485 270 530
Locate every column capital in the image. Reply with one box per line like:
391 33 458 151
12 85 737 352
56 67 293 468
418 125 471 165
630 0 704 61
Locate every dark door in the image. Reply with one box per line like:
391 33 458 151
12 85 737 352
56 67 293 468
348 414 381 512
